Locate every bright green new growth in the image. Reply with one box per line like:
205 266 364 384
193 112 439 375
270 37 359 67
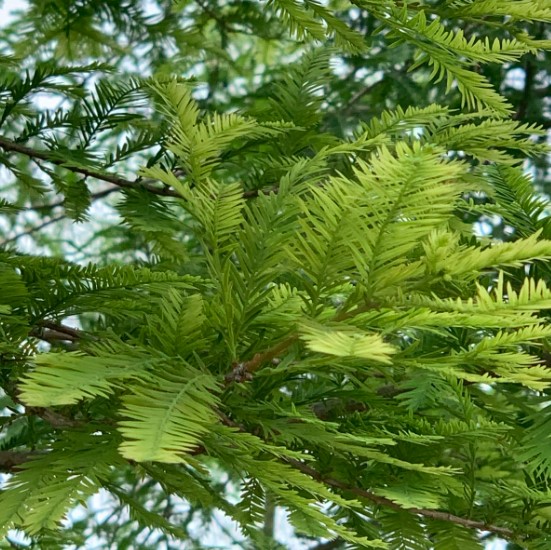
1 0 551 548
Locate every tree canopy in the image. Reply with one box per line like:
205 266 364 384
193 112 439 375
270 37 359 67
1 1 551 548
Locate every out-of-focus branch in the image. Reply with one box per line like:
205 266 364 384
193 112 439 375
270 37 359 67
1 213 66 246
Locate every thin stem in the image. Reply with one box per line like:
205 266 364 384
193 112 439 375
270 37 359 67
1 213 66 246
23 186 119 212
0 135 181 198
224 335 298 384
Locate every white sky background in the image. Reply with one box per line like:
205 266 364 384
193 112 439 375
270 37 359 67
0 0 516 548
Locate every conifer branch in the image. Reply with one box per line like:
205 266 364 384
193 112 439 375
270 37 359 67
213 413 517 539
285 458 516 539
0 136 275 209
0 136 182 198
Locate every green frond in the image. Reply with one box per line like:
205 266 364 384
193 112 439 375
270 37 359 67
19 347 159 406
375 484 443 509
458 327 551 389
384 9 513 114
143 463 219 509
3 256 198 320
425 230 551 279
287 142 468 301
518 403 551 478
105 126 164 166
17 109 76 142
118 364 221 463
0 61 108 127
428 521 483 550
405 271 551 314
397 371 453 412
75 77 146 148
381 510 430 550
252 283 303 328
145 290 208 357
108 486 189 539
484 165 551 238
427 118 547 163
150 80 277 183
358 104 451 141
304 0 367 53
353 448 458 476
449 0 551 22
264 1 366 57
300 321 396 363
352 305 540 333
165 178 246 257
266 0 327 41
116 188 189 261
0 197 20 213
0 435 118 536
352 142 467 295
263 48 334 130
412 15 533 64
0 262 29 309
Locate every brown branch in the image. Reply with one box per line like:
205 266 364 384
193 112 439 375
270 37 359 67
40 320 91 340
0 136 182 198
224 335 298 384
285 458 516 539
0 450 42 472
30 327 78 343
0 136 279 204
29 321 97 345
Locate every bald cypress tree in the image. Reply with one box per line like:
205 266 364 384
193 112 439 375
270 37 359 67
0 1 551 548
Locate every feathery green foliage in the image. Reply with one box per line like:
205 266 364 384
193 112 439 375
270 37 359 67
0 1 551 548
